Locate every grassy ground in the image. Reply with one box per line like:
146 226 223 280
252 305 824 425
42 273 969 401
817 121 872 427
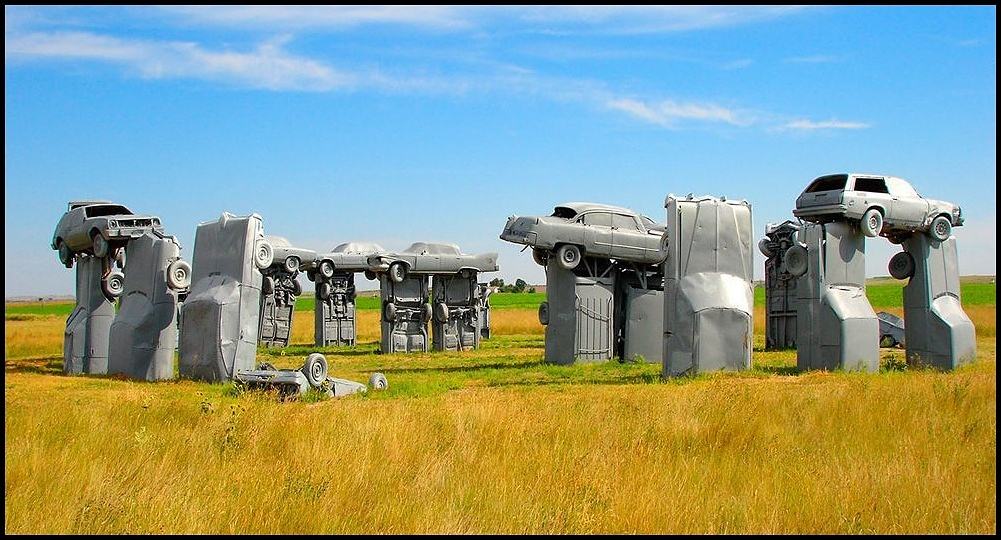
3 286 996 533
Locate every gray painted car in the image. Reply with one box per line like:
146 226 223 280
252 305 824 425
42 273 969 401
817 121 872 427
52 201 164 267
793 173 963 242
500 202 667 270
367 242 499 283
307 242 387 282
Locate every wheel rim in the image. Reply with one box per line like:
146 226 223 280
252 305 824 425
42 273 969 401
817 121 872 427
562 248 577 264
935 220 949 238
172 267 187 285
309 360 325 383
868 214 880 231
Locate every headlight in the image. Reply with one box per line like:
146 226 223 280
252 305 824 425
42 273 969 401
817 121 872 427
109 220 117 227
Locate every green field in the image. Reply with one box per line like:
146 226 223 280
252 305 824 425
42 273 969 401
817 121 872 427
7 280 994 318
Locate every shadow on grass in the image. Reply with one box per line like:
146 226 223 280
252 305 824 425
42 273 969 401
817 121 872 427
4 355 63 375
380 359 545 375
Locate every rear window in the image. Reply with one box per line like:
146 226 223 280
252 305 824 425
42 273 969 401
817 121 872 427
84 205 132 217
552 206 577 219
853 177 889 194
805 175 848 193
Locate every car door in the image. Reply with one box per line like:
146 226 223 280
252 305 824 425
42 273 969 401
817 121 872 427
610 213 653 261
885 177 929 227
851 176 895 223
577 211 613 256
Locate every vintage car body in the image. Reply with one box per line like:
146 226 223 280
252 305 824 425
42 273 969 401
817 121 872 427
52 201 164 260
499 202 666 267
263 235 317 275
307 242 387 279
793 173 963 241
367 242 499 276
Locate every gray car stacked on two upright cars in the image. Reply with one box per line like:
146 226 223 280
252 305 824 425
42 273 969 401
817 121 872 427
367 242 499 283
792 173 963 242
500 202 667 270
52 201 165 266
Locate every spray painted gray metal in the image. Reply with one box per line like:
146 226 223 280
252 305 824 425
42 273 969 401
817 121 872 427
309 242 385 347
378 273 431 353
662 195 754 376
760 221 801 349
258 236 315 348
431 272 482 351
896 235 976 369
108 232 189 380
541 259 615 364
63 255 115 374
179 213 271 381
792 222 879 372
877 312 906 348
623 285 663 363
477 283 492 339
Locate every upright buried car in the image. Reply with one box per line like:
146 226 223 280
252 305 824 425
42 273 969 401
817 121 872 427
500 202 666 270
792 173 963 242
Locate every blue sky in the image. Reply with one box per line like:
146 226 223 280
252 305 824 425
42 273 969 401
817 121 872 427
4 6 996 297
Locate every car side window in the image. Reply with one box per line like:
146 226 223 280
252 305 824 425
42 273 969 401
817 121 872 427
579 212 611 228
611 214 639 230
853 177 889 194
886 177 919 198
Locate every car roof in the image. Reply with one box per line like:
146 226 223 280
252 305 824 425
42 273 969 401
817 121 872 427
67 200 114 211
555 202 637 215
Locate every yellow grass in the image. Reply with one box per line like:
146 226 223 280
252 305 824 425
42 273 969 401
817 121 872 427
4 305 997 534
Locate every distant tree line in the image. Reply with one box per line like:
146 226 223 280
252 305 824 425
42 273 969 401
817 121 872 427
489 278 535 294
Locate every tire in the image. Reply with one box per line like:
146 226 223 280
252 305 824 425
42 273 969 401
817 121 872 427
364 270 377 281
262 276 275 295
860 208 883 238
388 261 407 283
291 278 302 297
369 372 388 391
57 242 74 268
318 282 332 300
93 233 110 258
783 245 809 277
302 353 328 388
166 260 192 290
532 248 549 267
434 302 449 323
422 303 433 322
283 256 300 274
538 301 550 325
254 239 274 269
888 252 915 280
758 238 774 258
103 270 125 299
555 244 582 271
383 301 396 322
929 215 952 242
319 260 335 279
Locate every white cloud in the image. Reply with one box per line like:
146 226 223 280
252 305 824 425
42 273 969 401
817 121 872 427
606 98 750 128
782 118 871 131
159 5 809 34
159 5 470 30
5 31 354 91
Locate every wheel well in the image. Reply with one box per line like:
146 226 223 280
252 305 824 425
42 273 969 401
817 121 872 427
90 227 102 239
554 242 584 255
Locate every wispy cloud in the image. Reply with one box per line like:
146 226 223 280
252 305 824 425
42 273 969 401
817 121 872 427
159 6 470 30
722 58 754 70
160 5 810 34
606 98 750 128
784 54 841 64
5 31 353 91
782 118 871 131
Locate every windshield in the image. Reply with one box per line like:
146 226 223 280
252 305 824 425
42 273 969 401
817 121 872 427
551 206 577 219
84 204 132 217
805 174 848 193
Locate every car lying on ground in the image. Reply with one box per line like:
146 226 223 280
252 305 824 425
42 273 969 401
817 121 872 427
367 242 499 283
51 201 165 267
792 173 963 242
499 202 667 270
